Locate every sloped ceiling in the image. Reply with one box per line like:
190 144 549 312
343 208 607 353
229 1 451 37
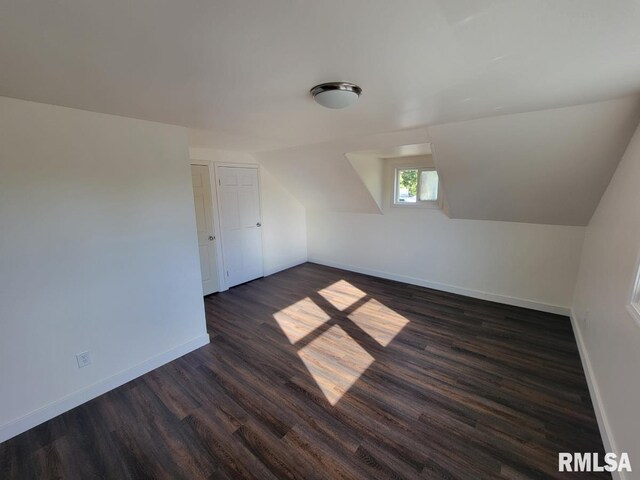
256 97 640 225
429 96 640 225
255 129 429 214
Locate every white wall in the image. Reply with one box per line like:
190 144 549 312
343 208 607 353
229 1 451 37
0 97 209 442
307 166 586 313
308 210 584 312
189 147 307 277
260 167 308 275
572 121 640 472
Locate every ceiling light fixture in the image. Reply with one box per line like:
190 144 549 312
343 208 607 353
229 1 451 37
310 82 362 109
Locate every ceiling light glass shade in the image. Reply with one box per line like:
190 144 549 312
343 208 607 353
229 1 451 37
311 82 362 109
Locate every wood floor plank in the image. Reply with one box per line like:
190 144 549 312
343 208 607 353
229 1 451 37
0 263 609 479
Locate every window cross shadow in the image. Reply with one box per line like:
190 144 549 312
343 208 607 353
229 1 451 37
292 291 386 359
271 278 411 405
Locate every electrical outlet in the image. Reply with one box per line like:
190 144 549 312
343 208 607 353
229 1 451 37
76 351 91 368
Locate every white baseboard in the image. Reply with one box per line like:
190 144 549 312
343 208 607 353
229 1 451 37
264 257 307 277
569 310 624 480
0 333 210 444
307 258 570 316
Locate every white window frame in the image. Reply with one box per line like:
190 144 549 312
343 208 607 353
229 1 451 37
393 166 440 208
628 256 640 327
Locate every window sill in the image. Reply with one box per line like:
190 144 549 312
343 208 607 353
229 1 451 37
392 201 441 210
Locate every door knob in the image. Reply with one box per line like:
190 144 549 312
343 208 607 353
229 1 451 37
208 235 215 241
256 222 261 227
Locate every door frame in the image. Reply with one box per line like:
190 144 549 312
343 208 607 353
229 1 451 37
213 162 264 289
190 160 265 291
190 160 227 292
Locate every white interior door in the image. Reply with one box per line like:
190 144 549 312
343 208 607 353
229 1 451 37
216 166 264 288
191 165 219 295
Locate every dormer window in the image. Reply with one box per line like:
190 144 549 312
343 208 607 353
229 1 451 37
394 167 439 205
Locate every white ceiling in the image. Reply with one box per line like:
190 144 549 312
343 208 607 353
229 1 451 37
3 0 640 225
2 0 640 152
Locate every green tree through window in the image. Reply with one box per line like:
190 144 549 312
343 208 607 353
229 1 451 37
399 169 417 196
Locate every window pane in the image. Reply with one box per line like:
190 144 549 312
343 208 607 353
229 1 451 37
396 169 417 203
419 170 439 201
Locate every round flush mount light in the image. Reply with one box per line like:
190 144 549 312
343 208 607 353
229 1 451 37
310 82 362 109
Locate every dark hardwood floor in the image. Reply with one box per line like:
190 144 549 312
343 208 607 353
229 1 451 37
0 263 608 479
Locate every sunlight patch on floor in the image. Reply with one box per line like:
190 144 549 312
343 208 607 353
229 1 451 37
297 325 374 405
318 280 367 311
273 279 411 405
273 297 330 344
347 298 409 346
